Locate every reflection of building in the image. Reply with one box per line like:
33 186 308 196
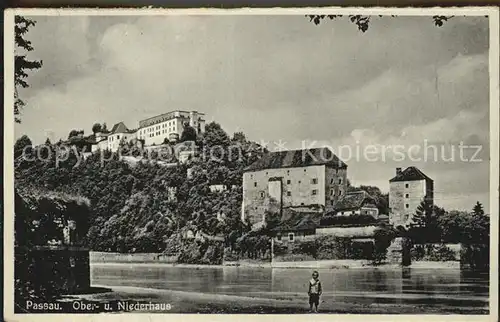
242 147 348 225
15 189 91 300
389 167 434 227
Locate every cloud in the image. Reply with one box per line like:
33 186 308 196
14 15 490 211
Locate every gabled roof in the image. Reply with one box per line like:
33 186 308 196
272 210 322 232
333 191 376 212
110 122 130 134
389 166 433 182
244 147 347 172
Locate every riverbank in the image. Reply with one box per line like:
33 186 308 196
90 252 460 269
63 284 487 314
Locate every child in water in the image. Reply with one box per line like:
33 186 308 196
307 271 322 313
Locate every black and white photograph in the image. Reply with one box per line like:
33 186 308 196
3 7 499 319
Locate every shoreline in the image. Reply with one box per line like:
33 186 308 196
57 284 487 314
90 260 460 269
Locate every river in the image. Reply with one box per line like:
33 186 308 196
91 264 489 314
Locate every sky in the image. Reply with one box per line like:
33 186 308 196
15 14 491 211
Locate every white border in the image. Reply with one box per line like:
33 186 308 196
3 6 499 322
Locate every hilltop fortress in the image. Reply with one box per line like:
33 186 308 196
90 110 205 152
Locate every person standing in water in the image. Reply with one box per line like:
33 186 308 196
307 271 322 313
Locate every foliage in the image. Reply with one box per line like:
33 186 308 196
14 135 33 159
306 15 453 32
437 210 489 245
408 198 440 243
316 236 356 260
320 214 378 227
411 244 457 262
372 226 397 265
15 123 266 261
180 124 198 142
92 123 102 134
472 201 484 216
291 239 318 258
68 130 84 139
15 16 43 123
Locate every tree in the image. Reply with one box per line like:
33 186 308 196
68 130 83 139
180 124 197 142
232 132 246 143
92 123 102 134
15 16 43 123
472 201 485 216
409 198 439 243
102 123 108 133
44 138 52 146
14 135 32 159
203 122 231 149
307 15 453 32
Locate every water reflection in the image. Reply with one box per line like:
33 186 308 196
91 265 489 311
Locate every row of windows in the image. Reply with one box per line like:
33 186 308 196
109 135 119 142
140 123 177 135
284 189 318 196
251 168 343 179
140 128 177 139
257 188 341 198
253 177 343 187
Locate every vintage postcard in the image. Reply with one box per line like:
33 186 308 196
3 6 499 322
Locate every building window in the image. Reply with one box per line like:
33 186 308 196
405 194 409 198
312 190 318 195
298 180 301 184
311 178 318 184
288 233 294 241
260 192 265 198
301 203 305 206
331 200 335 205
286 179 291 184
266 172 268 175
277 235 282 241
304 169 307 172
287 191 291 196
338 178 342 184
330 178 334 184
405 204 409 209
339 190 342 196
405 183 409 188
287 170 290 175
254 182 257 187
330 189 334 196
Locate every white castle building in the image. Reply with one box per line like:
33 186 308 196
91 110 206 153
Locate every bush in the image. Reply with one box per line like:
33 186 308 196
223 247 239 261
411 244 426 261
272 241 288 256
291 240 319 258
426 244 457 261
316 236 351 260
372 226 397 265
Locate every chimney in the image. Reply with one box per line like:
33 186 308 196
396 167 402 175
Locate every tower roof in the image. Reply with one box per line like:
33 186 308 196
389 166 432 182
110 122 135 134
244 147 347 172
